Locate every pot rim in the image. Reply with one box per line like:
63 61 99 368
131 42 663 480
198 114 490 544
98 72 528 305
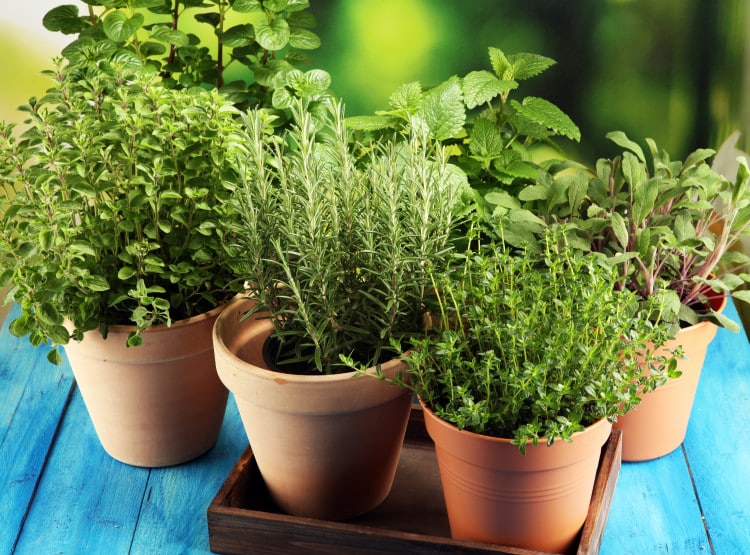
213 296 408 385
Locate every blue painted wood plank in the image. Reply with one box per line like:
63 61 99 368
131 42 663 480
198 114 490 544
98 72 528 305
0 305 75 554
600 450 710 554
685 298 750 553
13 385 151 554
129 397 247 554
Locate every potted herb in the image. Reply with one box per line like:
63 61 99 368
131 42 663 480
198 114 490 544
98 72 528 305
536 132 750 460
42 0 330 120
0 58 246 466
347 46 582 244
380 231 674 552
212 98 462 520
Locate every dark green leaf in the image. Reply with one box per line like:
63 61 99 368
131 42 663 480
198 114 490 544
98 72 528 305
103 11 145 42
43 5 85 34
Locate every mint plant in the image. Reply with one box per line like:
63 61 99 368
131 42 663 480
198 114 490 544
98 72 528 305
0 59 246 363
42 0 330 118
230 98 464 374
347 47 581 233
390 231 676 452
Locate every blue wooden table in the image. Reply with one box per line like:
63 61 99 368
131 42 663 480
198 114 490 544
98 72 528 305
1 301 748 554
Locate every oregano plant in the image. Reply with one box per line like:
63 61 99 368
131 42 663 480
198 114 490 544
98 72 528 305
42 0 331 120
0 58 246 363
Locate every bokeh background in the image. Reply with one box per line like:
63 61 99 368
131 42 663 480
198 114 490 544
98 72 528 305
1 0 748 164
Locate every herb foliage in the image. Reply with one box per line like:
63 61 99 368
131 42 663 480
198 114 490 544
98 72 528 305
230 98 464 374
397 231 676 452
0 59 245 363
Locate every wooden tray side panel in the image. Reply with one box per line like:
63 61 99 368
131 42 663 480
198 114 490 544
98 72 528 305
208 409 622 555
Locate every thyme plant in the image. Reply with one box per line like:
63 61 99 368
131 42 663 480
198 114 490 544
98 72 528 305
230 98 464 374
0 59 245 363
396 231 676 452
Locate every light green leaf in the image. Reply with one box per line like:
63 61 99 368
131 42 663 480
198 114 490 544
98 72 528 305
508 52 556 80
118 267 137 280
83 275 110 292
485 190 521 210
673 211 694 243
232 0 263 13
254 16 290 50
289 28 320 49
513 97 580 141
468 118 504 161
462 70 516 110
418 79 465 141
388 82 423 112
606 131 646 163
610 212 628 249
488 47 512 80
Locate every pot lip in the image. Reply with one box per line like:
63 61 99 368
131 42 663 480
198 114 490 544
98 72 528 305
676 288 728 335
70 303 226 337
214 296 408 385
418 396 611 446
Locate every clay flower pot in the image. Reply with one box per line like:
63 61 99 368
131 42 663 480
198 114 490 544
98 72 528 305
63 306 228 467
614 291 727 461
421 399 612 553
212 297 412 521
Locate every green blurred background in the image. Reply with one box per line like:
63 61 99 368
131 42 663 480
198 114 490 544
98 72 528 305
1 0 748 163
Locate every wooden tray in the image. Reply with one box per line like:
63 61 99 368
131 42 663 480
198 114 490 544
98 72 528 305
207 409 622 555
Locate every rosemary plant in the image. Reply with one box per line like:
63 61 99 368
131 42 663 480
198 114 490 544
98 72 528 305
230 98 464 374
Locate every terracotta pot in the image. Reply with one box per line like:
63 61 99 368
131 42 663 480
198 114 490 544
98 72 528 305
64 306 228 467
421 399 611 553
613 291 726 461
212 297 413 521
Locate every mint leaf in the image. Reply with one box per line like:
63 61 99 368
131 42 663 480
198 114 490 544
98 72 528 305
254 16 290 50
468 118 504 162
418 78 465 141
388 82 423 112
508 53 556 80
462 70 517 110
488 47 512 80
512 97 580 142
